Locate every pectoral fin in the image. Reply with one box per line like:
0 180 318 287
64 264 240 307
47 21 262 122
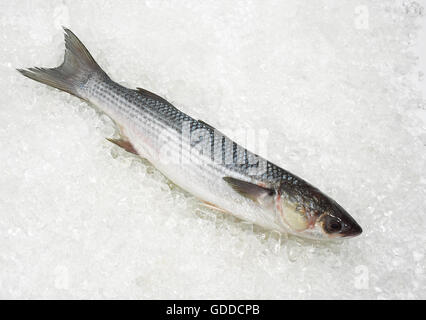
106 138 138 155
223 177 275 205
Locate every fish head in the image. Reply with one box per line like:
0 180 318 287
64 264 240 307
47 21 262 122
276 178 362 240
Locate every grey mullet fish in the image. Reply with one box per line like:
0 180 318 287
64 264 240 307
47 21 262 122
18 28 362 240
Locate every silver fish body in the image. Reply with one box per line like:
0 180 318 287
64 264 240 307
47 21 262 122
85 76 284 231
18 28 362 240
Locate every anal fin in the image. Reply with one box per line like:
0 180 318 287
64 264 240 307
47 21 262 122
201 200 229 214
107 138 138 155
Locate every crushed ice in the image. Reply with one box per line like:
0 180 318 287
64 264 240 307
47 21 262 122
0 0 425 298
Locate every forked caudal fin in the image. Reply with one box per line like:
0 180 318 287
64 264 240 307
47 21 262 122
17 27 107 100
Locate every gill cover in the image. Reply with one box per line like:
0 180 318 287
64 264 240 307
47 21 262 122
223 176 312 234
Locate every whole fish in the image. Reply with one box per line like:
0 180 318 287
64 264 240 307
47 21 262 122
18 28 362 240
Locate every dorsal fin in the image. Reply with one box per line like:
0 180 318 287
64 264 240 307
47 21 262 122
135 87 170 105
198 119 216 131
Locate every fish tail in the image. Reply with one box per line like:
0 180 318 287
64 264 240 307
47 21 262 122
17 27 107 100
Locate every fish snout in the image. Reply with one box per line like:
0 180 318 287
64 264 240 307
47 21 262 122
341 219 363 238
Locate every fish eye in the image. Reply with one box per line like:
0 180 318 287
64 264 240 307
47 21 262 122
324 216 343 233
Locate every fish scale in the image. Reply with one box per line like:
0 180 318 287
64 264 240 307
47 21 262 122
87 73 285 182
81 74 287 230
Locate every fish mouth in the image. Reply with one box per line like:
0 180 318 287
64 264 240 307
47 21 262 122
341 221 363 238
